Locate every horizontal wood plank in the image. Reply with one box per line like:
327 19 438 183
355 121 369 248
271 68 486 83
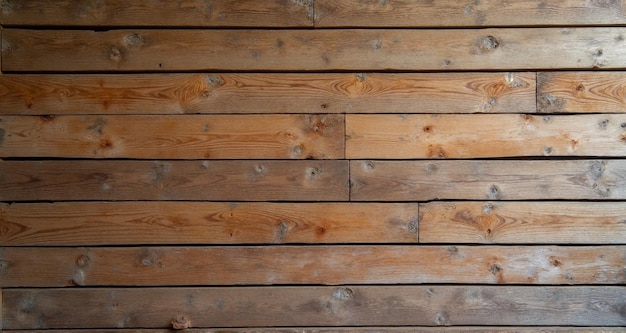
346 114 626 159
0 114 344 159
4 28 626 71
538 71 626 113
0 160 349 201
315 0 626 27
4 328 624 333
419 201 626 244
2 246 624 287
350 160 626 201
0 73 536 115
0 202 418 246
0 0 313 27
4 286 626 328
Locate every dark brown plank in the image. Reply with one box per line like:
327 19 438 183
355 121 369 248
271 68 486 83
0 114 344 159
0 160 349 201
4 328 623 333
0 202 419 246
4 28 626 71
4 286 626 328
0 0 313 27
350 160 626 201
419 201 626 244
0 73 535 115
315 0 626 27
346 114 626 158
538 72 626 113
2 246 624 287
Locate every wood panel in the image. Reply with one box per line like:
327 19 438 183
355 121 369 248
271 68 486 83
2 246 624 287
4 286 626 329
0 73 536 115
0 114 344 159
346 114 626 159
5 329 624 333
4 28 626 71
0 160 349 201
0 202 419 246
538 71 626 113
419 201 626 244
315 0 626 27
0 0 313 27
350 160 626 201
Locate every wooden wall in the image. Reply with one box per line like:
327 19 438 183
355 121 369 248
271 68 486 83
1 0 626 331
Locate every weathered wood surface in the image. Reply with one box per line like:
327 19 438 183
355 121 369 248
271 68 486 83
0 0 314 27
4 286 626 329
0 73 535 115
0 114 344 159
0 202 418 246
419 201 626 244
538 71 626 113
0 160 349 201
315 0 626 27
350 160 626 201
346 114 626 159
4 28 626 71
5 328 624 333
2 246 624 287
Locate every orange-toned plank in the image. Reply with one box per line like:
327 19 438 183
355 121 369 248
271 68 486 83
0 0 313 27
0 73 535 115
4 286 626 328
419 201 626 244
0 160 349 201
0 114 344 159
0 202 418 246
538 72 626 113
350 160 626 201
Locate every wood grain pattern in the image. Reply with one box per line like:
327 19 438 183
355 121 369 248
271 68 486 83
4 28 626 71
350 160 626 201
0 73 535 115
419 201 626 244
0 114 344 159
0 202 419 246
5 328 624 333
315 0 626 27
2 246 624 287
4 286 626 329
346 114 626 159
0 0 313 27
0 160 349 201
538 72 626 113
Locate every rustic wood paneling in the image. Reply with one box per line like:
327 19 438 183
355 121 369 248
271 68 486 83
0 114 344 159
0 160 349 201
346 114 626 159
0 202 418 246
4 286 626 329
4 28 626 72
5 328 624 333
538 72 626 113
0 0 314 27
3 246 624 287
419 201 626 244
350 160 626 201
0 73 536 115
315 0 626 27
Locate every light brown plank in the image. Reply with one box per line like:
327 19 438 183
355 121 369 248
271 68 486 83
350 160 626 201
0 73 536 115
419 201 626 244
0 114 344 159
4 328 624 333
4 286 626 328
0 0 313 27
3 28 626 71
0 202 418 246
2 246 624 287
315 0 626 27
538 72 626 113
0 160 349 201
347 114 626 159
